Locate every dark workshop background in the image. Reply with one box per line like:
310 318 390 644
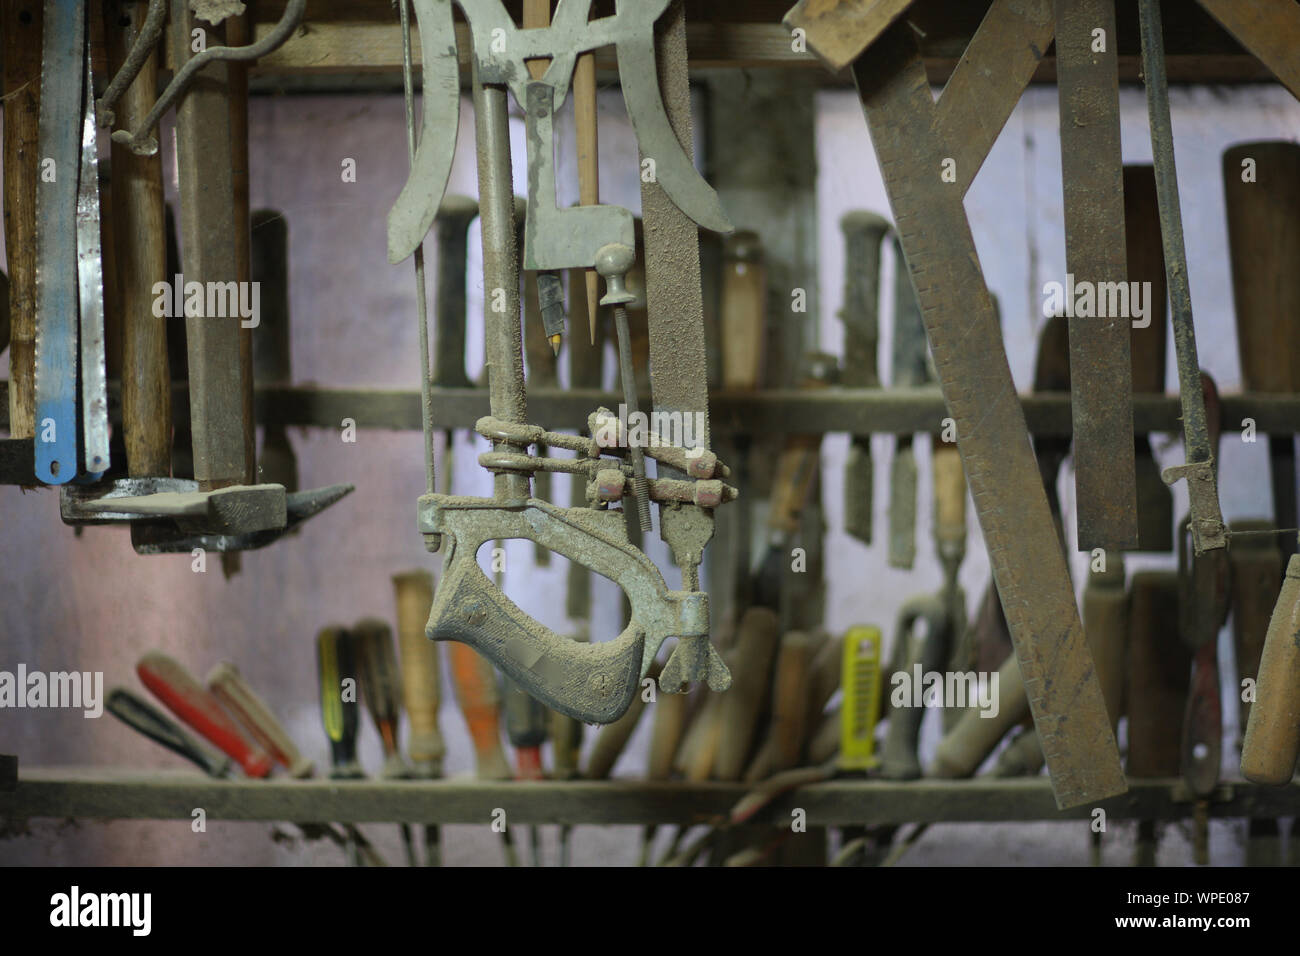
1 75 1297 865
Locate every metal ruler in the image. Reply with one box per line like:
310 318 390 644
852 21 1126 809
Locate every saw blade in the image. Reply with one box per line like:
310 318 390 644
77 51 109 477
33 0 86 484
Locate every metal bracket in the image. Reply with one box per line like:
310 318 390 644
1162 459 1228 554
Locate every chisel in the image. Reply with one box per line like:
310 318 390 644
1082 556 1127 865
743 633 842 783
137 652 272 778
1124 165 1173 552
1223 141 1300 565
881 597 949 780
353 617 417 866
1241 556 1300 786
887 232 929 569
839 212 891 546
393 569 444 866
712 607 781 781
1125 571 1189 865
770 631 819 774
316 626 367 865
503 677 547 865
720 230 765 391
927 652 1029 780
639 677 692 865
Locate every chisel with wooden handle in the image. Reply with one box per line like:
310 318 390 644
107 686 230 778
743 633 842 783
207 661 313 778
137 652 272 778
503 676 547 866
1126 571 1188 865
881 598 949 780
1224 141 1300 566
584 660 662 781
839 212 890 546
1242 555 1300 785
927 652 1028 780
393 569 443 866
1124 165 1173 552
720 230 765 391
1082 560 1127 734
888 232 929 569
769 630 819 775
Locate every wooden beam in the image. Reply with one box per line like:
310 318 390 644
1194 0 1300 101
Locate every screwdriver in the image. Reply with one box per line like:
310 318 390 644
107 687 231 778
503 676 547 866
393 569 444 866
317 626 365 865
353 617 418 866
447 641 517 865
136 652 273 778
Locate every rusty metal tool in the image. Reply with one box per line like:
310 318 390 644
1223 141 1300 565
1124 165 1174 553
111 0 304 156
1241 556 1300 785
849 18 1123 808
394 570 444 866
887 232 931 569
1054 0 1137 553
405 1 732 724
1178 373 1228 862
839 212 890 546
1137 0 1227 559
352 617 418 866
1126 571 1189 865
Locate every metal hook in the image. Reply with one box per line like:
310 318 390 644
110 0 306 156
97 0 168 127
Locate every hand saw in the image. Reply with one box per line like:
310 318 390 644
34 0 109 484
405 0 734 723
846 9 1126 809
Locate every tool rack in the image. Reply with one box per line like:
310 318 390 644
4 0 1299 863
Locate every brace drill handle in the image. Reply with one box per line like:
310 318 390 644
421 496 711 725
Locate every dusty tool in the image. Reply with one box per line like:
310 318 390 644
394 570 444 865
839 626 883 773
746 633 842 783
880 598 949 780
34 0 109 483
1241 556 1300 786
1138 0 1227 559
712 608 781 781
1194 0 1300 102
1224 141 1300 565
932 434 968 720
111 0 304 156
887 232 932 569
1126 571 1189 865
782 0 913 72
851 14 1124 808
136 652 271 778
840 212 890 546
207 662 313 778
1054 0 1137 553
3 0 42 441
1178 373 1229 862
585 659 664 782
503 675 548 867
352 617 418 866
108 0 171 481
251 210 296 490
1033 314 1072 553
1124 165 1173 552
1231 523 1283 752
720 231 766 391
927 652 1029 780
404 3 732 723
107 686 231 778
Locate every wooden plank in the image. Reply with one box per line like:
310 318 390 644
3 767 1298 825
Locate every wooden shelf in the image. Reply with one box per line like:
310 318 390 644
3 767 1296 826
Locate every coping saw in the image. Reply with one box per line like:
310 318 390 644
391 0 735 725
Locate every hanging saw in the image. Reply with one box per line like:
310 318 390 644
393 0 735 725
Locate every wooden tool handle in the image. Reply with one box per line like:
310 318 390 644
1242 555 1300 784
109 0 172 476
932 442 966 550
647 686 691 781
447 641 512 780
137 652 272 778
743 632 843 782
393 570 444 774
207 661 314 778
883 601 951 779
584 660 661 780
352 617 407 777
713 607 782 781
1229 522 1283 745
771 631 817 773
720 231 766 390
2 0 42 439
927 653 1027 779
107 687 230 778
1223 142 1300 394
1083 558 1128 732
1125 571 1189 777
1123 165 1168 395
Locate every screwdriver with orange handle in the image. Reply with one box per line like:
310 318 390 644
136 652 273 778
447 641 517 865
